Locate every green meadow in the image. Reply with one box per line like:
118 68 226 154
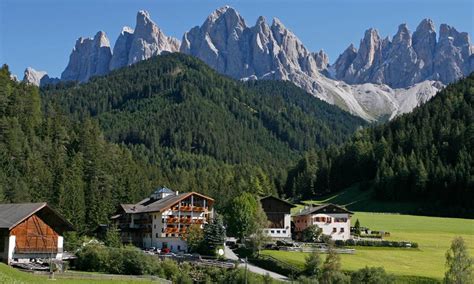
262 212 474 281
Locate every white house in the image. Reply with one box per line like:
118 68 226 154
293 204 353 241
112 187 214 253
260 196 295 240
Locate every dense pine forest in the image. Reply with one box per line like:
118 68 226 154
285 74 474 217
0 65 152 233
40 54 365 203
0 54 365 232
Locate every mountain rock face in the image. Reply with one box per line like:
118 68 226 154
109 11 180 71
23 67 59 86
180 7 449 121
334 19 473 88
62 10 180 81
61 31 112 82
34 7 471 120
109 27 135 71
181 6 319 81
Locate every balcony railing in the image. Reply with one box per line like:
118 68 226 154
171 206 208 212
15 247 62 254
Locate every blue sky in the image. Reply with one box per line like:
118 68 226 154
1 0 472 78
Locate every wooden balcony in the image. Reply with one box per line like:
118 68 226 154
166 217 179 224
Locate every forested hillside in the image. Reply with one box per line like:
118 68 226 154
0 65 152 233
0 54 366 232
286 74 474 217
41 53 365 196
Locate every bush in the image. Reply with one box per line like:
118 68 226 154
351 266 394 283
75 243 109 272
76 243 164 275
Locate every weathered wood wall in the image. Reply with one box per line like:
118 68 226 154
10 214 58 253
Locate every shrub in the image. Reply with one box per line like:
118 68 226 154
304 251 322 277
351 266 394 284
75 243 109 272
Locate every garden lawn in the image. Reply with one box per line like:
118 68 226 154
262 212 474 280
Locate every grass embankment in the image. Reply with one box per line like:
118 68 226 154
0 263 157 283
262 212 474 281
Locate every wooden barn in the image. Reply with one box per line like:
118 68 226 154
0 203 74 264
260 196 295 240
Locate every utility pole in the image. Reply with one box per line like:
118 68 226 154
244 257 248 284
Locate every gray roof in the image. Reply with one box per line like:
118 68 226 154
293 203 353 216
0 202 74 231
156 187 174 194
117 192 214 215
0 203 47 229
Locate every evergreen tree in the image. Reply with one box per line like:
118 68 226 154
202 215 226 255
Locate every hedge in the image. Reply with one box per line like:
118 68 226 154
335 239 418 248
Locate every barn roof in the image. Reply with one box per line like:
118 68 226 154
293 203 354 216
0 202 74 231
260 195 296 207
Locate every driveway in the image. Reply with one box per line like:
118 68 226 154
224 246 289 282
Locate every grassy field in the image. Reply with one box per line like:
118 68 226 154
0 263 159 284
262 212 474 281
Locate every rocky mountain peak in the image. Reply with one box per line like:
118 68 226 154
61 31 112 82
203 6 246 31
393 24 412 46
416 19 436 34
136 10 152 26
334 19 473 88
314 50 329 71
23 67 48 86
23 67 60 87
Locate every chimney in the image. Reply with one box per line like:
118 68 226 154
175 191 179 196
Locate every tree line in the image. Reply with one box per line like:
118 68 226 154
285 74 474 217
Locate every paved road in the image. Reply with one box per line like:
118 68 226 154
224 246 289 282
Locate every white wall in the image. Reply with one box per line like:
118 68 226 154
153 237 187 252
311 213 351 240
264 213 292 239
56 236 64 260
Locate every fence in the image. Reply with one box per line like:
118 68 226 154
30 271 172 283
279 246 355 254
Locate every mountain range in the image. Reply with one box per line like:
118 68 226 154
23 6 473 121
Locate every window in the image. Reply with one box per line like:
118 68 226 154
154 215 156 220
178 245 181 250
332 228 337 233
154 224 156 229
340 228 344 233
276 230 281 234
162 218 165 223
271 230 275 234
282 230 286 234
156 233 158 238
161 228 164 233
